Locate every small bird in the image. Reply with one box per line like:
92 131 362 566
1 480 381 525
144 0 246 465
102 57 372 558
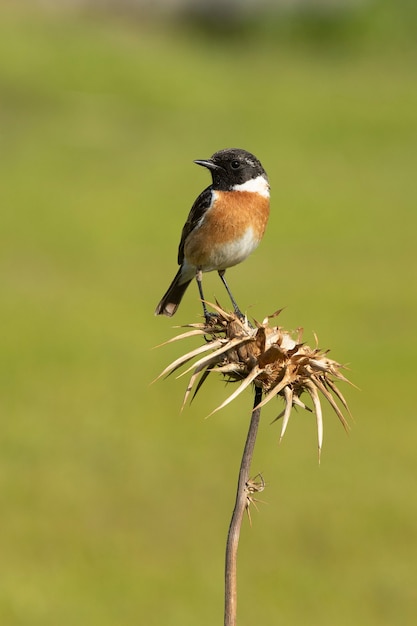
155 148 270 319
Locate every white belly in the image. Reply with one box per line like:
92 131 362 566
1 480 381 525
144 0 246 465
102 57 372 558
206 227 258 271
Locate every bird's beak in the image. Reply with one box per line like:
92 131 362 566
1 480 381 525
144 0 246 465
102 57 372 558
194 159 222 171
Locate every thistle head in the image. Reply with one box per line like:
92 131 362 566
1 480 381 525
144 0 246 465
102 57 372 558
155 303 353 460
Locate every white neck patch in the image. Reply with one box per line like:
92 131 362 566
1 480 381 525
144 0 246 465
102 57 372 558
232 174 270 198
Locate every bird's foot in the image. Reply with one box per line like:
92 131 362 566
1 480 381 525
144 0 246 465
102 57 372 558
203 311 221 325
232 306 254 329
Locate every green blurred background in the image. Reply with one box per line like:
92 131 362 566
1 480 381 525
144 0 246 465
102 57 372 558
1 1 416 624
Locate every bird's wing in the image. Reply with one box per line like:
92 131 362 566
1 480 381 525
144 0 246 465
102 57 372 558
178 186 213 265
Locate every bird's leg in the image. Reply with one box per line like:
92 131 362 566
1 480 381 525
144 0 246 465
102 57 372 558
196 268 212 322
218 270 244 318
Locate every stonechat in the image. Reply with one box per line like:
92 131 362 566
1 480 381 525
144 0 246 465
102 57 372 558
155 148 270 318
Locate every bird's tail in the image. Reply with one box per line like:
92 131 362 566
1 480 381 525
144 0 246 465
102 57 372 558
155 267 192 317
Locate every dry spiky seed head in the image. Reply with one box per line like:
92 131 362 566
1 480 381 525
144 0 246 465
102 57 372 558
155 303 354 461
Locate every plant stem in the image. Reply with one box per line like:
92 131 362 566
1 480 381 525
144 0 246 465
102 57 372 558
224 386 263 626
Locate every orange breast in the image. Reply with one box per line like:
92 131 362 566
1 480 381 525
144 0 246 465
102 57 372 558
184 191 270 269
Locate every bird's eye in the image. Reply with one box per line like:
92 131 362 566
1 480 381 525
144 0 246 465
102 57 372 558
230 160 241 170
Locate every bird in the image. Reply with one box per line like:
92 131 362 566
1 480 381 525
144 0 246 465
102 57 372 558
155 148 270 319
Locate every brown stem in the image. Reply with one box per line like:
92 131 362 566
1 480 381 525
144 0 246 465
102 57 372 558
224 386 263 626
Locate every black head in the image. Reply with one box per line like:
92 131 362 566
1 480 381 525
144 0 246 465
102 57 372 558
194 148 268 191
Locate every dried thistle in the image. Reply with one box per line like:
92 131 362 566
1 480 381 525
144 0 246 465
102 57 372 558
245 473 266 526
155 301 354 626
155 302 353 460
